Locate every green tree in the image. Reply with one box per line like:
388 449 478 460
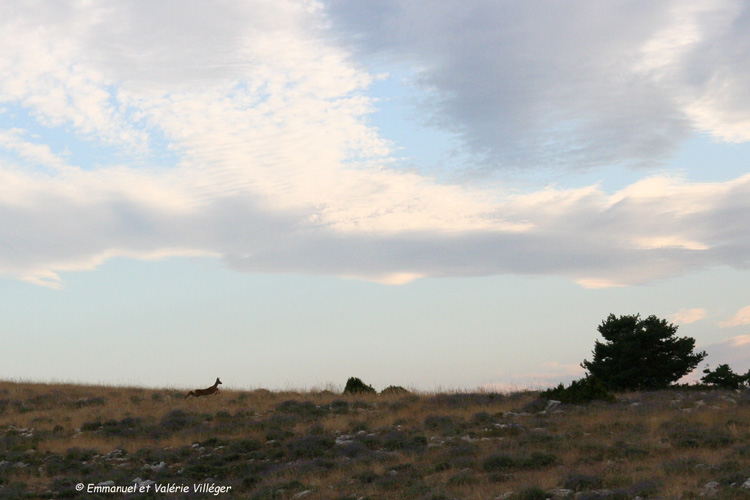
701 364 749 390
581 314 706 391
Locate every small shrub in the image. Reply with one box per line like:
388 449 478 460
482 453 516 472
329 400 350 414
629 479 661 497
230 439 261 453
249 480 306 500
81 420 102 432
564 473 603 491
666 422 735 449
524 451 558 468
540 376 615 404
447 469 476 487
424 415 456 434
288 435 335 459
73 396 106 408
608 440 650 459
276 400 325 418
482 452 558 472
337 440 371 459
470 411 495 426
514 487 548 500
381 385 410 395
0 481 29 500
661 456 702 473
160 409 199 431
428 392 504 408
343 377 376 395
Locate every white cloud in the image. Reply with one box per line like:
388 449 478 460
1 1 750 289
670 308 707 325
719 306 750 328
326 0 750 170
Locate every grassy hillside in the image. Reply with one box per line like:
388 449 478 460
1 380 750 499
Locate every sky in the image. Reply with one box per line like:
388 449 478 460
1 0 750 391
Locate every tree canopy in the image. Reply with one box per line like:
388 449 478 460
701 364 750 390
581 314 706 391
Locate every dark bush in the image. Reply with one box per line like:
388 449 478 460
329 400 350 414
0 481 29 500
276 400 326 418
666 422 735 449
288 435 335 459
73 397 106 408
540 376 615 404
337 440 372 459
470 411 495 426
428 392 504 408
160 409 196 431
629 479 661 497
482 452 558 472
424 415 456 434
482 453 516 473
564 473 603 491
81 420 102 432
381 385 410 395
514 487 548 500
230 439 262 453
248 480 306 500
447 469 476 487
343 377 376 395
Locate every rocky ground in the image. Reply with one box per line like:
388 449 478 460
1 381 750 499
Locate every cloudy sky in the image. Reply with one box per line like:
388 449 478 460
2 0 749 391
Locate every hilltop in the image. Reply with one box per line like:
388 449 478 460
1 380 750 499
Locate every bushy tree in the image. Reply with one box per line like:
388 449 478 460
581 314 706 391
343 377 376 395
701 364 750 390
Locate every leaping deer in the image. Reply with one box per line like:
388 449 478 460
185 377 222 399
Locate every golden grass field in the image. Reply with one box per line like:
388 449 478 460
1 379 750 499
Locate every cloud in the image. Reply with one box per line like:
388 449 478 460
719 306 750 328
1 1 750 289
670 308 707 325
326 0 750 170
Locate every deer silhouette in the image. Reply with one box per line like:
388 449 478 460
185 377 222 399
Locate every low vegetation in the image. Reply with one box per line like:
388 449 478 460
2 380 750 499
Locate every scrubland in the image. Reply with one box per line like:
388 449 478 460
1 380 750 499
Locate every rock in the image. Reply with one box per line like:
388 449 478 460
335 435 354 446
292 490 312 499
741 478 750 489
143 461 167 471
132 478 156 489
548 488 574 498
700 481 720 498
545 400 562 411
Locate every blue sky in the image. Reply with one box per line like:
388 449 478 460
1 0 749 391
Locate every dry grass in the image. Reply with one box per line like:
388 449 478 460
2 380 750 499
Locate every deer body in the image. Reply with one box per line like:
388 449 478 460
185 377 222 398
